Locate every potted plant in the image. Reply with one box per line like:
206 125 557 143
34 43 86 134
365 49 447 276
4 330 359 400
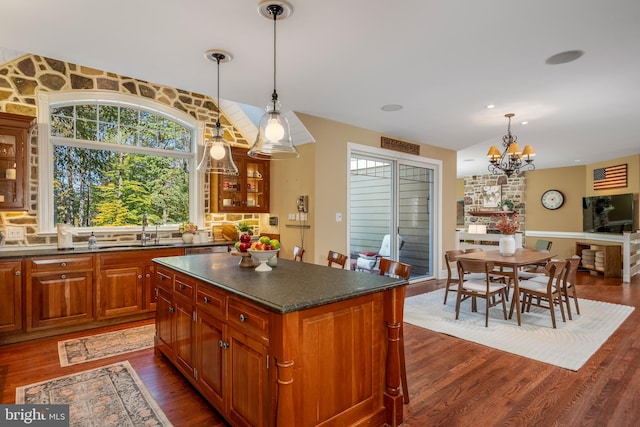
179 221 198 243
500 198 514 212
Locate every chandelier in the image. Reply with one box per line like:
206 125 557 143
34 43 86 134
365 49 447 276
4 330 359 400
486 113 535 177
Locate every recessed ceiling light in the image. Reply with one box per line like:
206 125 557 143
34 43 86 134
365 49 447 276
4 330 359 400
486 104 495 109
545 50 584 65
521 121 528 125
381 104 403 112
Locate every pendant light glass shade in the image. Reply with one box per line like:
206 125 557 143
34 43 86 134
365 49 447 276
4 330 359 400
248 2 300 160
197 50 238 175
249 100 299 160
196 128 238 175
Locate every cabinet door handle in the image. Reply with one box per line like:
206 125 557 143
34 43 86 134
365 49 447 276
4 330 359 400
203 296 210 303
160 276 166 281
138 274 143 279
239 313 248 322
15 271 21 276
146 273 151 278
60 274 67 279
219 340 229 349
169 306 175 313
60 262 67 267
179 284 186 290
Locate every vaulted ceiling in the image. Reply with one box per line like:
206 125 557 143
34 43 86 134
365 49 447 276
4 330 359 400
2 0 639 177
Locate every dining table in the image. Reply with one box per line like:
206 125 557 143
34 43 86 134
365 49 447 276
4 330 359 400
456 248 554 326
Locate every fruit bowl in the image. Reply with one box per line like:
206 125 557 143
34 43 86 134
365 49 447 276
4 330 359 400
248 249 279 272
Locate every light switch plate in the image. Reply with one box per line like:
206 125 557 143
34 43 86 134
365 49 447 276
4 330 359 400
5 225 25 240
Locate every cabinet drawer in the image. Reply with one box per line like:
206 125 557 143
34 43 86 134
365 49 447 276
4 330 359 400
30 255 93 272
228 297 270 342
196 284 226 319
156 266 174 290
174 273 196 300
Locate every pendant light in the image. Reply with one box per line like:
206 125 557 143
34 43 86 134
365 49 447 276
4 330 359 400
196 50 238 175
248 1 300 160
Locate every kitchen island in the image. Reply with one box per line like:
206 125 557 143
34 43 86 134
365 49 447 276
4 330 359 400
153 252 408 427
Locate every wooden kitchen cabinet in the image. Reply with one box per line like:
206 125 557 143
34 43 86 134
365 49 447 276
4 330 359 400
0 112 34 210
98 247 183 319
26 255 94 330
0 260 23 333
210 147 270 213
155 269 270 426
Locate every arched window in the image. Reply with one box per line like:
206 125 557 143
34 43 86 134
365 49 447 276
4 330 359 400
38 92 203 233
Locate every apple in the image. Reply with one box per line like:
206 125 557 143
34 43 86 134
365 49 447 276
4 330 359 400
238 242 250 252
240 233 251 243
265 245 274 250
234 241 241 251
255 242 265 250
259 236 271 245
270 239 280 249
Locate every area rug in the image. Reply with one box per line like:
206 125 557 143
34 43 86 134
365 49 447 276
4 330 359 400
16 361 172 426
58 324 155 367
404 288 634 371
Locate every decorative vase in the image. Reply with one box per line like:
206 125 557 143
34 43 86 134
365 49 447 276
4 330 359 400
182 233 194 244
499 234 516 256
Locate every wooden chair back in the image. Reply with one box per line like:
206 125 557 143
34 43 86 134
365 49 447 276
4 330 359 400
292 246 305 262
456 258 495 279
464 248 483 254
379 258 412 280
327 250 348 269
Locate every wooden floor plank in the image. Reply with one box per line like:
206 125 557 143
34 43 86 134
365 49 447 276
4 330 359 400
1 270 638 426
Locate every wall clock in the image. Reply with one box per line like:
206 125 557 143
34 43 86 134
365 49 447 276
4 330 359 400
541 189 564 210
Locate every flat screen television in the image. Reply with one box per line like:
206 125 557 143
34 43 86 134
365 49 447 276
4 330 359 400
583 193 637 234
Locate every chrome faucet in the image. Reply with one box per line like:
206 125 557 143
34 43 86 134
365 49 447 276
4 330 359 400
141 214 150 246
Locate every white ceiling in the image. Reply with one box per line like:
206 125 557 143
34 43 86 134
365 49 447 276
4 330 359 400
1 0 639 177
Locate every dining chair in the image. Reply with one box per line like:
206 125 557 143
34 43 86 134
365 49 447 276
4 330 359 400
379 257 412 404
526 255 581 320
443 250 464 304
327 250 348 269
292 245 305 262
514 260 567 328
455 258 508 327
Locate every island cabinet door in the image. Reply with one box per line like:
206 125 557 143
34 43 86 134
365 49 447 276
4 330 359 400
195 309 225 410
0 260 22 333
226 326 270 427
174 294 196 380
155 284 173 355
98 266 144 319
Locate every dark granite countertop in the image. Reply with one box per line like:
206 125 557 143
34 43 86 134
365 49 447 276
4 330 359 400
153 253 407 314
0 241 232 260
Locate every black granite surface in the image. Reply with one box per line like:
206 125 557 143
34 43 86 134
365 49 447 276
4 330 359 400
153 253 407 314
0 241 231 260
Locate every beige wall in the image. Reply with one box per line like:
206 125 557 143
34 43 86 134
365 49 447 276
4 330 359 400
275 113 458 266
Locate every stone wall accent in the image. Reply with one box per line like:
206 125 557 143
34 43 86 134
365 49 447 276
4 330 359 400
0 54 266 247
463 173 526 235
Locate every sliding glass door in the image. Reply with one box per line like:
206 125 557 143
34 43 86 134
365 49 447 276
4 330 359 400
349 149 436 280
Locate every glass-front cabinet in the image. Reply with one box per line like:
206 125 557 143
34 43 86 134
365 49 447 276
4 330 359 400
0 112 34 210
210 147 270 213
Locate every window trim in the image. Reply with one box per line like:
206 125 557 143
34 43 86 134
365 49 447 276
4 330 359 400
37 91 205 234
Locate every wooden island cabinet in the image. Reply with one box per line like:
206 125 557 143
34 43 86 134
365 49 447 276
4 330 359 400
0 259 22 333
154 253 408 427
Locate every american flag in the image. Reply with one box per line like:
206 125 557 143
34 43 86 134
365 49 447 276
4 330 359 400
593 164 627 190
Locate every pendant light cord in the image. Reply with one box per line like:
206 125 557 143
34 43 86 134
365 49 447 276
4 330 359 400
216 55 222 131
271 6 279 107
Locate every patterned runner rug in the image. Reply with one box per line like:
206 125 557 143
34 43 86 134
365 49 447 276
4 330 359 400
404 288 634 371
58 324 155 367
16 361 172 426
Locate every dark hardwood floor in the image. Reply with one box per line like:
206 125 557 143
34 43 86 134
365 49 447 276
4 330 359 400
1 270 638 426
